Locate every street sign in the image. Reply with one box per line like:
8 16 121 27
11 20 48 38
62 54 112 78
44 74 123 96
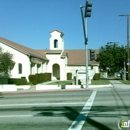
127 63 130 65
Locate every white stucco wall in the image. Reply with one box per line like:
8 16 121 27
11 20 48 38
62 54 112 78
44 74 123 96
0 42 31 80
42 61 47 73
67 66 86 78
46 53 67 80
0 42 48 81
50 31 64 50
67 65 99 79
93 65 99 73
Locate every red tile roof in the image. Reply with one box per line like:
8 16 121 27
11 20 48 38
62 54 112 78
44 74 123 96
36 49 99 66
0 37 99 65
64 50 99 65
0 37 48 60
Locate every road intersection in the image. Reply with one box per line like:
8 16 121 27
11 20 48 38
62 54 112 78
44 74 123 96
0 80 130 130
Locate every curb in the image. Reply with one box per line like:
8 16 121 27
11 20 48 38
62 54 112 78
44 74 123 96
1 89 91 95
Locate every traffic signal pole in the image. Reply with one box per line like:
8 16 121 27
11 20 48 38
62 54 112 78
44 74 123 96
80 6 88 88
80 0 92 88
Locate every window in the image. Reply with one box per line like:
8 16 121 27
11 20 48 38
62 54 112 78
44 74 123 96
18 63 22 74
54 39 58 48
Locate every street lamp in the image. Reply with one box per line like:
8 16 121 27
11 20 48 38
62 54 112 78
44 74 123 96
80 0 92 89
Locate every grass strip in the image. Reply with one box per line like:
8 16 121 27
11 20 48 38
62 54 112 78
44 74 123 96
48 80 72 85
91 80 111 85
120 80 130 85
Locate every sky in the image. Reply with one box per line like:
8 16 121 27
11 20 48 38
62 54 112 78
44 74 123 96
0 0 130 50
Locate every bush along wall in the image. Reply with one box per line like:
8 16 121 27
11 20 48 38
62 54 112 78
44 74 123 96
28 74 37 85
8 78 27 85
43 73 51 82
67 73 72 80
0 77 9 84
93 73 100 80
28 73 52 85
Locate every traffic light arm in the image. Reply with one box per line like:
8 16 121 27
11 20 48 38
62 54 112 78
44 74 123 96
80 6 88 45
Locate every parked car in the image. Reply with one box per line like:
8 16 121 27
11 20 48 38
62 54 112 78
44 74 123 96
116 73 121 77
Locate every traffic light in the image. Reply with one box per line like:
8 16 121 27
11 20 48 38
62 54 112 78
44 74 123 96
84 1 92 18
90 49 95 61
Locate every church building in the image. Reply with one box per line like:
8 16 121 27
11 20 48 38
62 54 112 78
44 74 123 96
0 30 99 81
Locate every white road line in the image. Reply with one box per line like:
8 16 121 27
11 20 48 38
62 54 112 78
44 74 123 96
68 91 97 130
0 102 86 107
0 115 33 118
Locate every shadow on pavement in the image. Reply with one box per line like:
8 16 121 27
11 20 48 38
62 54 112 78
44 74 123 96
32 106 80 121
111 88 130 117
31 88 130 129
31 104 130 130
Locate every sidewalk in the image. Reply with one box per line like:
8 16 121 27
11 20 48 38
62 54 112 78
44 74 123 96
109 80 130 90
1 80 125 94
1 80 86 95
1 86 112 95
2 86 87 95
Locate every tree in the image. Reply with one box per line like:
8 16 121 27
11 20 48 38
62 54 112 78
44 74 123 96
97 42 127 75
0 47 14 76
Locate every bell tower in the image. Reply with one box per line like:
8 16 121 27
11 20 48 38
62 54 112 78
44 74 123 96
50 30 64 51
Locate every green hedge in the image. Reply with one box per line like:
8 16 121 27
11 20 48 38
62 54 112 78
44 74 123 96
67 73 72 80
0 77 8 84
28 74 37 85
28 73 52 85
43 73 51 82
36 73 43 84
93 73 100 80
8 78 27 85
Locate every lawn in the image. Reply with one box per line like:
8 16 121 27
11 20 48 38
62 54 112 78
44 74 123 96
48 79 111 85
48 80 72 85
91 79 111 85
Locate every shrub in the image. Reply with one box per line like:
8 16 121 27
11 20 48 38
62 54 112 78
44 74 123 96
28 74 37 85
0 77 8 84
93 73 100 80
8 78 27 85
67 73 72 80
42 73 51 82
36 73 44 84
35 73 40 83
28 73 51 85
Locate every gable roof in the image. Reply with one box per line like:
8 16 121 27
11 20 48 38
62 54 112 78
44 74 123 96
0 36 99 66
36 50 62 55
0 37 48 60
36 49 99 66
50 30 64 37
63 50 99 66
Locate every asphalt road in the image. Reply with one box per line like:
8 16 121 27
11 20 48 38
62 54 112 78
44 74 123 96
0 86 130 130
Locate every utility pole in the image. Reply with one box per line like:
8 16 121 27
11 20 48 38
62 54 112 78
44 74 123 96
119 14 130 80
123 45 126 81
80 0 92 89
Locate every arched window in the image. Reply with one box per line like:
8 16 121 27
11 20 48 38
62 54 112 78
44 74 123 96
18 63 22 74
54 39 58 48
